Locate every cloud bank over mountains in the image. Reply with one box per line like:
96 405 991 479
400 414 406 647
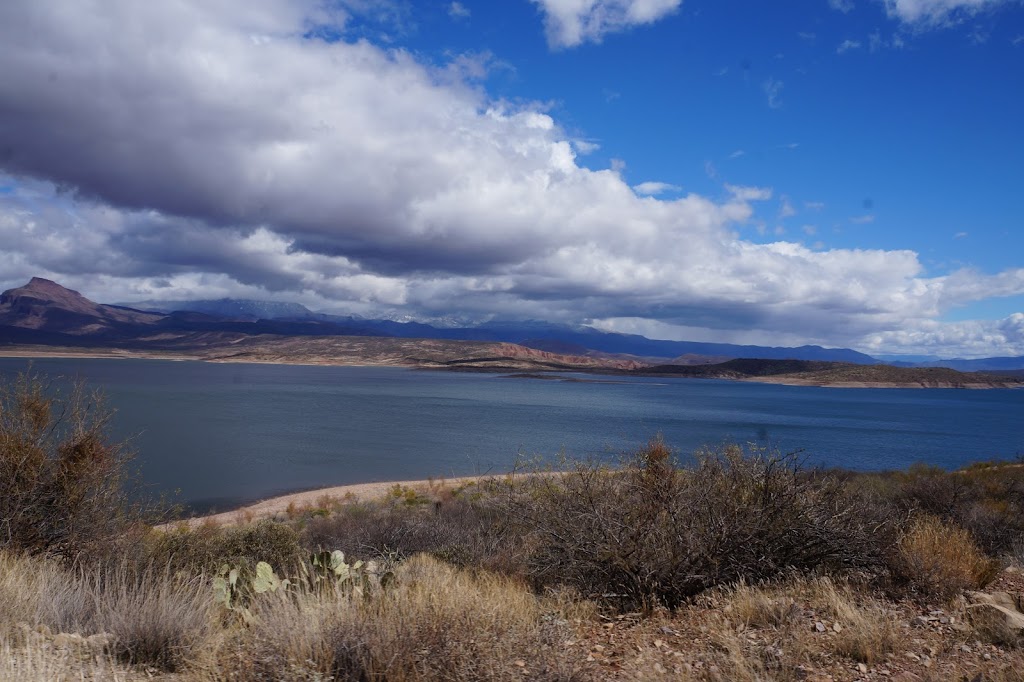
0 0 1022 357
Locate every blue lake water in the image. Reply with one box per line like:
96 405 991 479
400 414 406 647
2 357 1022 512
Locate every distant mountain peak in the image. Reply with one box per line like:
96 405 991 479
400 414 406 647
2 277 95 311
1 277 162 333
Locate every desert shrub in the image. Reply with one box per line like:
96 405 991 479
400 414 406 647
302 489 526 574
888 463 1024 557
0 370 140 562
890 515 1000 600
148 518 304 574
517 440 893 610
895 463 971 517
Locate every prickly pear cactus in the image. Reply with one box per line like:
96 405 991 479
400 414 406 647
213 564 240 608
309 549 392 596
252 561 279 593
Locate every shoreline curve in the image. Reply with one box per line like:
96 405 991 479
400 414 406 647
163 474 510 529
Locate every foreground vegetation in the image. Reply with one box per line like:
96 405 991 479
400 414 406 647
2 371 1024 680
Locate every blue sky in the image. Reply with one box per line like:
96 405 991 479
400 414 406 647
0 0 1022 357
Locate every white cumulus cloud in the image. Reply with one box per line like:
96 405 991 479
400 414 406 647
881 0 1011 24
632 181 681 195
530 0 682 48
448 2 470 19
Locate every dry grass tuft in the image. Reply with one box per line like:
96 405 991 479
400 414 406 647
728 581 800 629
0 632 134 682
0 551 217 673
808 578 899 665
84 564 218 671
219 553 589 681
893 515 1002 600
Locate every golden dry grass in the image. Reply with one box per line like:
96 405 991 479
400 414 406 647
218 553 590 681
806 578 900 665
895 515 1002 599
0 633 133 682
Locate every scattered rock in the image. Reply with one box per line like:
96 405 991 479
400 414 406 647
965 591 1024 643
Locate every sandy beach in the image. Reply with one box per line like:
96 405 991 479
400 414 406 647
166 474 505 529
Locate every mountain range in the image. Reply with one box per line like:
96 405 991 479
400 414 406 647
119 291 878 364
3 277 1024 371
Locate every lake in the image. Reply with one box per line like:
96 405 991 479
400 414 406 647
2 357 1022 512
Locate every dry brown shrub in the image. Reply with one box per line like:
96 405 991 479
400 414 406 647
892 515 1001 600
145 518 304 575
0 370 142 563
517 440 892 609
84 564 218 672
890 463 1024 557
302 489 526 574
